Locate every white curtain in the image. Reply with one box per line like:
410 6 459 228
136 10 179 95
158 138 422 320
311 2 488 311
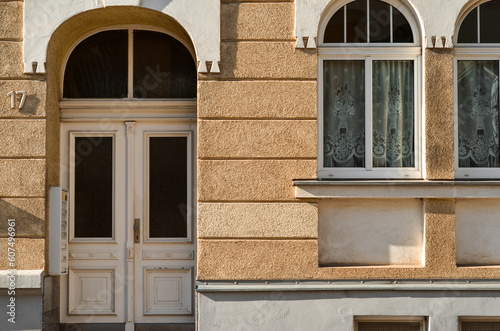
323 60 414 168
457 60 499 168
323 60 366 167
372 60 414 167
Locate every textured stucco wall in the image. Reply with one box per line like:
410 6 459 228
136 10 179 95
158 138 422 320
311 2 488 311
0 0 46 271
2 0 498 317
197 0 500 282
197 0 320 282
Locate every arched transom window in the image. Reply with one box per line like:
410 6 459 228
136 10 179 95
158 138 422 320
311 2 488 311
323 0 414 44
63 29 197 99
455 1 500 178
319 0 421 179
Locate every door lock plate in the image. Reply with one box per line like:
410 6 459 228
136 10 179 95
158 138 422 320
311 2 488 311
134 218 140 243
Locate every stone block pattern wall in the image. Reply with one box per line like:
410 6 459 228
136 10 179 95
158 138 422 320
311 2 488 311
0 0 46 271
197 2 500 281
197 0 320 280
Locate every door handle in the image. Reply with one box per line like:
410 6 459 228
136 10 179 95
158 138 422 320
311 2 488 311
134 218 140 243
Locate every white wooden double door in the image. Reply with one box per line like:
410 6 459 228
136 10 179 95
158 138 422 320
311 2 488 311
60 120 196 327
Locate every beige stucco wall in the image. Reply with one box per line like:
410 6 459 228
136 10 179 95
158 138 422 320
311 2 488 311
196 0 500 282
0 0 495 282
0 0 46 271
197 0 320 279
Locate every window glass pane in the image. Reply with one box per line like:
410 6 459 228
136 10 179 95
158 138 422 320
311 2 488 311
480 1 500 43
149 137 188 238
324 7 345 43
74 137 113 238
369 0 391 43
457 60 500 168
392 6 414 43
372 60 414 168
357 321 421 331
133 31 197 98
458 7 478 43
323 60 365 167
461 321 500 331
64 30 128 98
346 0 367 43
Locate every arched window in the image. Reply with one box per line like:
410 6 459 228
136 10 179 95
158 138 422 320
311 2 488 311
63 29 197 99
455 1 500 178
319 0 420 179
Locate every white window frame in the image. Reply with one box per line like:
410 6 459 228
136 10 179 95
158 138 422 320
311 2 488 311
318 47 422 179
454 50 500 179
454 1 500 178
318 0 422 179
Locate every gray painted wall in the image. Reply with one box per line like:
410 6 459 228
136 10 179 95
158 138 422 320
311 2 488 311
198 290 500 331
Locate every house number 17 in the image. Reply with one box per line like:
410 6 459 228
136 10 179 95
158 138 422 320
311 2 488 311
7 91 27 110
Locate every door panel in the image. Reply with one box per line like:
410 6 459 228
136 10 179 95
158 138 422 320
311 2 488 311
60 121 196 326
61 124 127 324
133 123 195 324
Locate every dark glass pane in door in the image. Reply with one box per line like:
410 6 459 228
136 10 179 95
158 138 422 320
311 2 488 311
64 30 128 98
149 137 188 238
133 30 196 98
74 137 113 238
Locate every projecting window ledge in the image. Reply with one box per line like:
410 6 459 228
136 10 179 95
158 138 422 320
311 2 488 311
294 180 500 198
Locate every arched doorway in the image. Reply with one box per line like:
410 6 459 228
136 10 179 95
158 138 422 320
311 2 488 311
58 26 197 329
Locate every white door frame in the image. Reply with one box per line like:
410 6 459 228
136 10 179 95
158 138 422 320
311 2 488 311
59 100 197 328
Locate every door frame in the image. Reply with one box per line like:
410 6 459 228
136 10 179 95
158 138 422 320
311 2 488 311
59 100 197 328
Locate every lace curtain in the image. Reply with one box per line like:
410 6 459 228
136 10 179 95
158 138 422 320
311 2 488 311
323 60 414 167
372 60 414 167
323 61 365 167
457 60 500 168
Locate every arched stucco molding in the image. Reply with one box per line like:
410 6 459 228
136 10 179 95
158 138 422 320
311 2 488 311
296 0 472 49
24 0 220 73
43 5 201 190
296 0 423 48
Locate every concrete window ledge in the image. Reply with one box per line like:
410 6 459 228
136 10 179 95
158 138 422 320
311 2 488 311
0 270 43 295
294 180 500 199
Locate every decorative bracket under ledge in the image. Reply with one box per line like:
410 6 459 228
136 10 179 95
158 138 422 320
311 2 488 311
294 180 500 199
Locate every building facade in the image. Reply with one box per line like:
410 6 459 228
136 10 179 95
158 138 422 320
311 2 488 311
1 0 500 330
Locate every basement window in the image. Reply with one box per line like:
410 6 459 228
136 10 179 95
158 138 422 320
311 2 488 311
355 317 426 331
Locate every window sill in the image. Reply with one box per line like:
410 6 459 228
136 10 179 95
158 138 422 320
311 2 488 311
294 180 500 198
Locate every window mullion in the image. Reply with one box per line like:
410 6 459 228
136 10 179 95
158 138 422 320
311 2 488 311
367 0 370 43
477 5 481 43
390 6 393 44
128 29 134 99
344 6 347 43
365 57 373 170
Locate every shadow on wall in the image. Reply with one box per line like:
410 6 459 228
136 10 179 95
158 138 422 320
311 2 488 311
18 94 41 116
0 199 44 237
218 2 316 78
